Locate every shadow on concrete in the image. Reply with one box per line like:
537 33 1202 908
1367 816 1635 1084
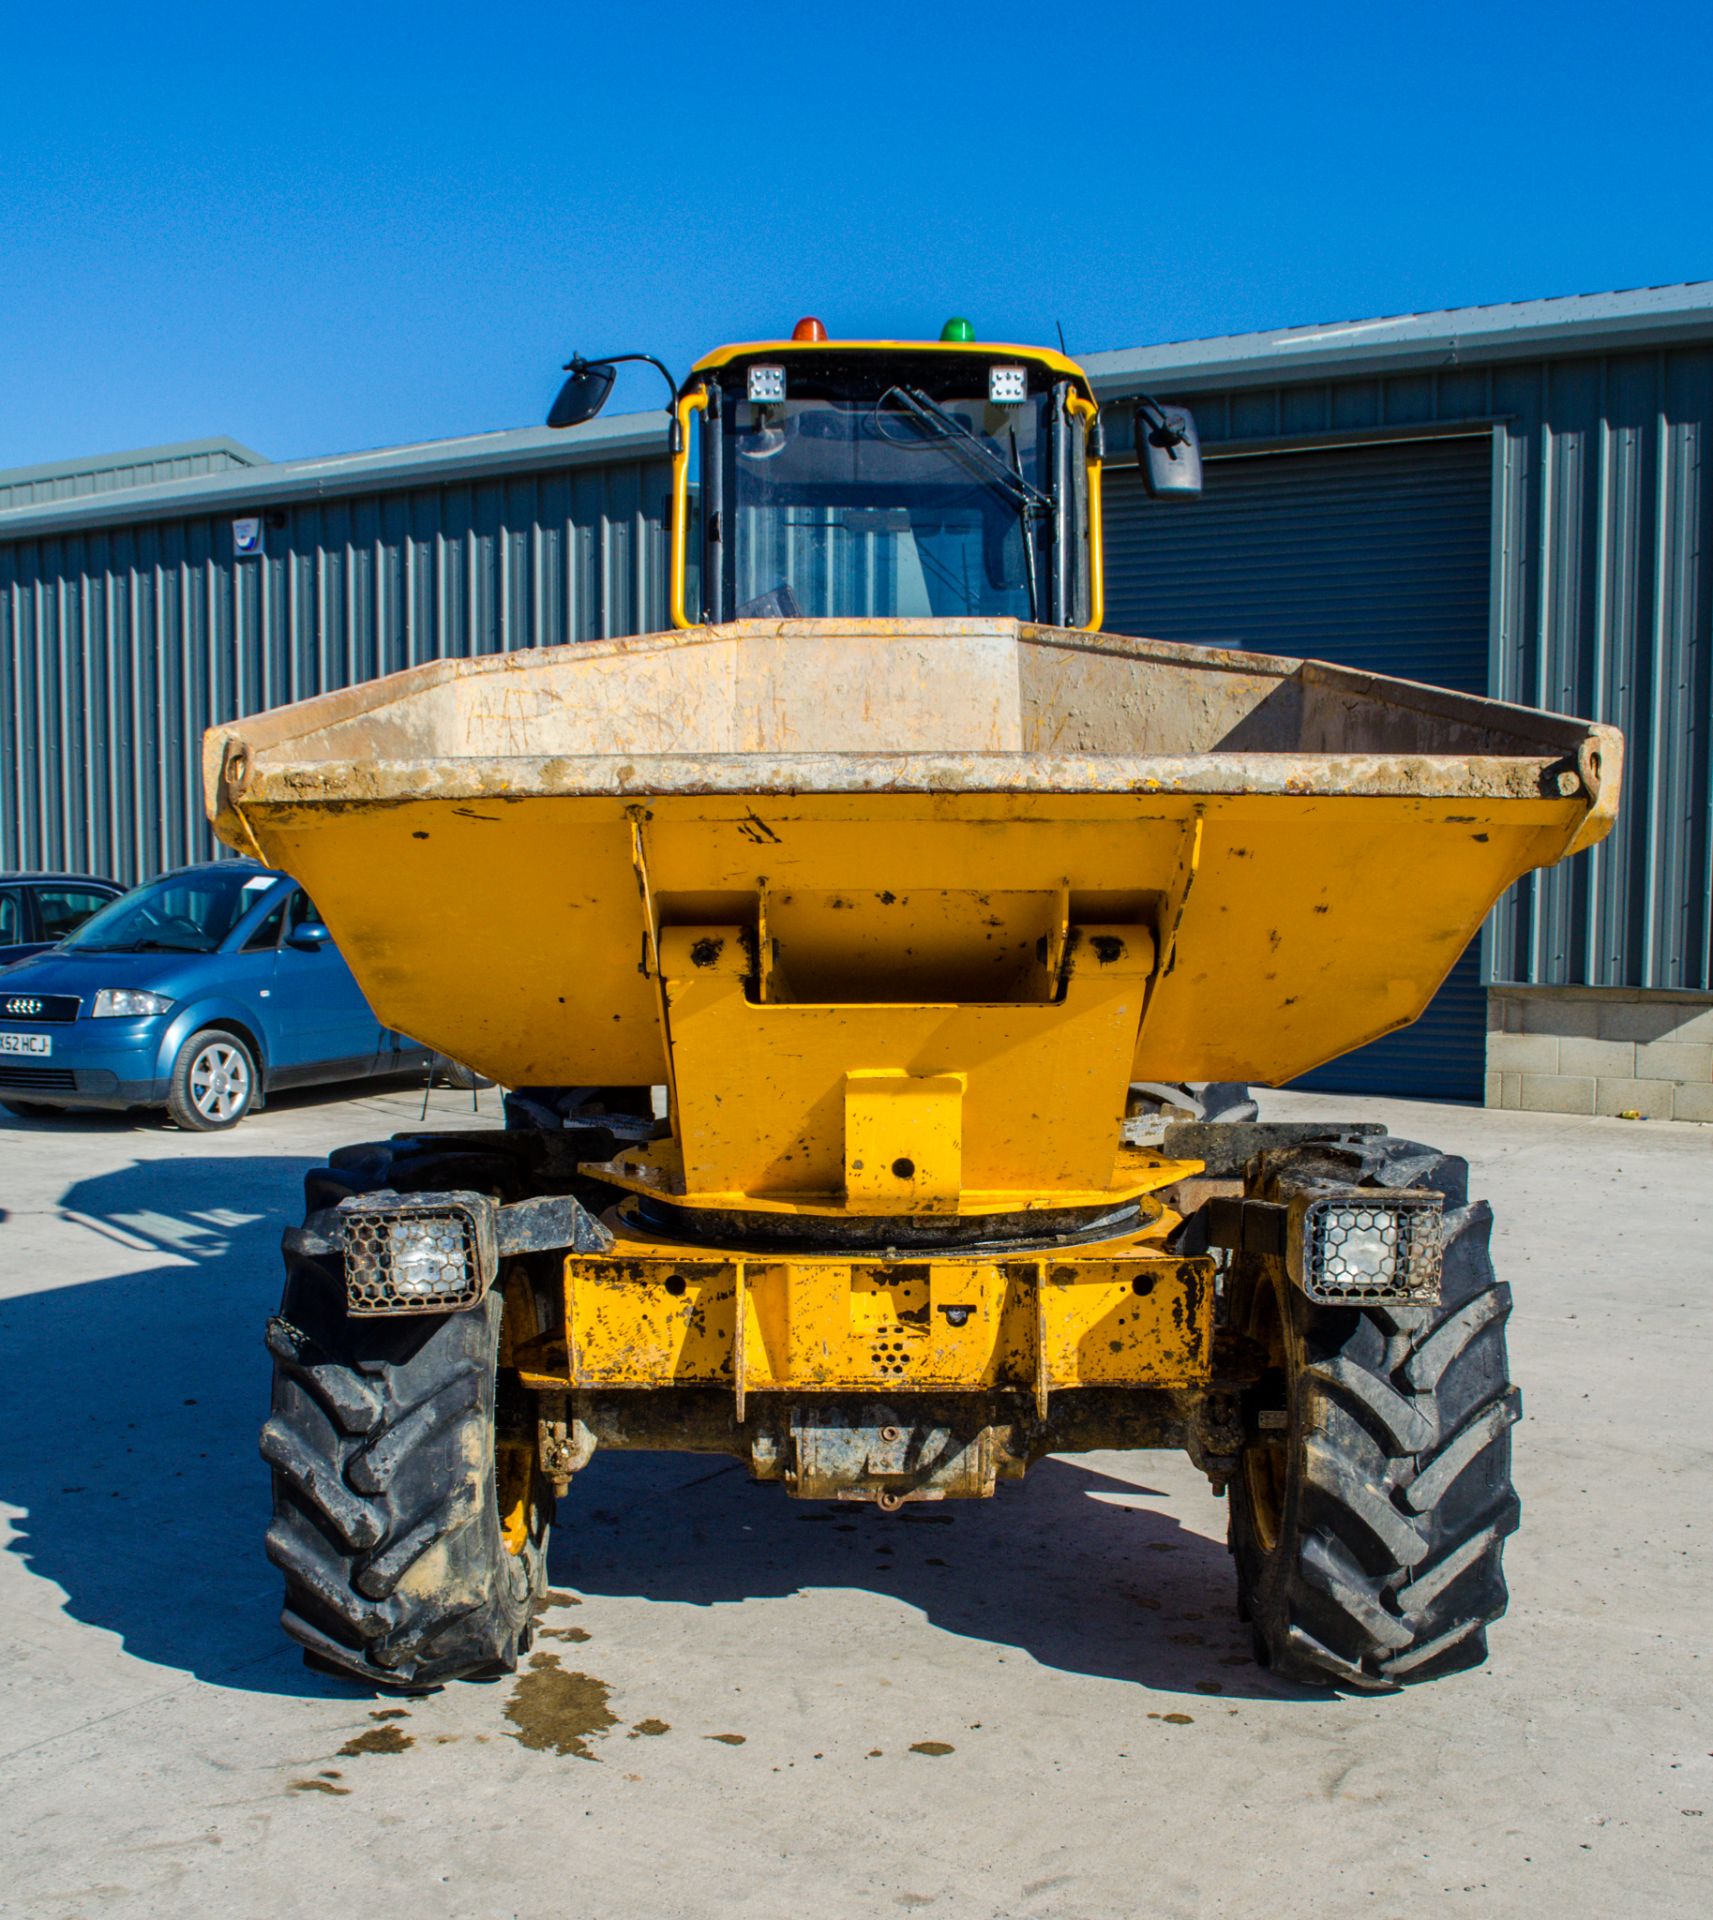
2 1150 1310 1704
0 1103 154 1135
0 1149 357 1699
552 1449 1302 1701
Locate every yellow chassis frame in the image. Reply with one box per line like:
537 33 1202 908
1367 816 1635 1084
516 1230 1217 1420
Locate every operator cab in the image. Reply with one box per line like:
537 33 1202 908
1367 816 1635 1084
681 326 1099 629
547 316 1202 634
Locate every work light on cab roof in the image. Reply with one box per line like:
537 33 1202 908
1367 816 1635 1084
544 316 1210 631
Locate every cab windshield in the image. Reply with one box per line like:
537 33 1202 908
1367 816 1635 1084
711 356 1083 624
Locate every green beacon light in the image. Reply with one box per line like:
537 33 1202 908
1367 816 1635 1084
939 316 975 342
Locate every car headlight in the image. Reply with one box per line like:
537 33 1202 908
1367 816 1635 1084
92 988 175 1018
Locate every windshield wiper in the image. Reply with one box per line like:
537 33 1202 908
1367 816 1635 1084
880 387 1055 513
878 387 1050 617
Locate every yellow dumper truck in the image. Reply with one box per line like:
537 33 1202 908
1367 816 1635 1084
209 321 1621 1691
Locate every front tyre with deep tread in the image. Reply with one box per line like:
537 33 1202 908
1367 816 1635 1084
1228 1133 1520 1690
260 1141 550 1689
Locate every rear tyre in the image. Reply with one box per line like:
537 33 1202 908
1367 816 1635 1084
260 1140 551 1689
1228 1134 1519 1689
167 1026 257 1131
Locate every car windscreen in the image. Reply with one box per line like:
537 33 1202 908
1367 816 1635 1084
63 869 281 954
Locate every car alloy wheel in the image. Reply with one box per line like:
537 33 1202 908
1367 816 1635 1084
189 1039 252 1123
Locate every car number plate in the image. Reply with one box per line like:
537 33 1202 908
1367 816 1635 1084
0 1031 51 1056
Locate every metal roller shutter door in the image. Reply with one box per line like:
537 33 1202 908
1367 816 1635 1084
1104 433 1493 1101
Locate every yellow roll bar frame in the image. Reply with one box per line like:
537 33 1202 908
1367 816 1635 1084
670 388 709 631
669 344 1105 632
1065 391 1103 633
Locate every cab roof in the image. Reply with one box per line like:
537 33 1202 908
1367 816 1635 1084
687 338 1095 396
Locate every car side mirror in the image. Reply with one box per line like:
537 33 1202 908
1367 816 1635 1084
547 359 618 430
287 923 332 953
1135 397 1203 499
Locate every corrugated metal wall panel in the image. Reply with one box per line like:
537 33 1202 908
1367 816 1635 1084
1105 436 1492 691
1107 344 1713 997
1105 434 1493 1099
1486 345 1713 992
0 458 671 884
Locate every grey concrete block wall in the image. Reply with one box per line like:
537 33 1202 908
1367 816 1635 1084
1487 987 1713 1122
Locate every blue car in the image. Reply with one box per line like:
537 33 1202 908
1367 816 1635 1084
1 870 124 966
0 860 429 1129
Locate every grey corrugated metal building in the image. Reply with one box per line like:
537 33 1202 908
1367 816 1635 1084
3 282 1710 1118
1084 284 1713 1119
0 437 267 513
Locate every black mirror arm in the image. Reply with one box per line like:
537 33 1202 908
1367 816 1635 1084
563 351 682 450
1135 392 1190 460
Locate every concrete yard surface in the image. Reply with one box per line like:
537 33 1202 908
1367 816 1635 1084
0 1081 1708 1919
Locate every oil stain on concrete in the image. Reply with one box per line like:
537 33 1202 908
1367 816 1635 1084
504 1651 618 1759
339 1725 414 1757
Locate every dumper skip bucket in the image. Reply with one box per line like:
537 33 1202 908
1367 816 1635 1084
206 619 1618 1207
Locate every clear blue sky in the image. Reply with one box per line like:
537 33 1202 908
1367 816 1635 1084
1 0 1707 470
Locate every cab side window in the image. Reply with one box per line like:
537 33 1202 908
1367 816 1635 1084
0 889 22 944
35 886 115 942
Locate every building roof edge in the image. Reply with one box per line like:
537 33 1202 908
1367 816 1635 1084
1084 281 1713 396
0 416 670 543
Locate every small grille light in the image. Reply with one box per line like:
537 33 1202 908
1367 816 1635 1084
1297 1195 1443 1305
340 1193 494 1315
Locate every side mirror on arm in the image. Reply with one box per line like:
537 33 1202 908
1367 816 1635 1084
287 923 332 953
546 350 682 448
1135 396 1203 499
547 358 618 429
